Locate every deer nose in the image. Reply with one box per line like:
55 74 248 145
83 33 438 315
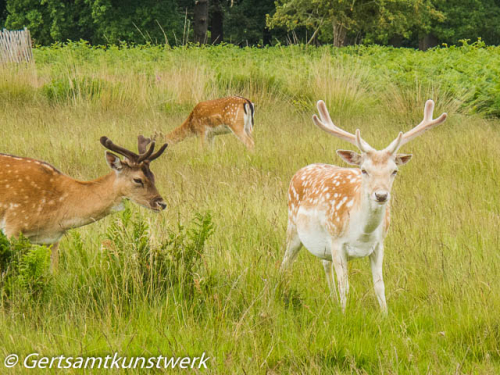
374 191 389 203
152 197 167 211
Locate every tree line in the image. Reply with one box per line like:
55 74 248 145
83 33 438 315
0 0 499 48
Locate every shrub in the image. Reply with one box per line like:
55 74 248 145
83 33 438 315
101 207 215 301
0 233 52 305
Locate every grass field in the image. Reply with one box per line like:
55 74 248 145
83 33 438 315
0 44 500 373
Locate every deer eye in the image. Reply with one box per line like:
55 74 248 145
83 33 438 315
133 178 144 186
361 169 368 176
392 170 398 176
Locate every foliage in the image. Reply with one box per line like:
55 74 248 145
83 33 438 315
3 0 500 46
5 0 53 44
19 41 500 117
42 76 112 103
0 232 52 304
432 0 500 46
268 0 444 45
0 0 6 27
4 0 183 45
223 0 276 45
102 207 215 300
86 0 183 45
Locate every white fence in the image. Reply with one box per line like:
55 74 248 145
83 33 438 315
0 28 34 64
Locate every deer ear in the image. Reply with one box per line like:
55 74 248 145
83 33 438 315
105 151 123 171
337 150 362 166
395 153 412 166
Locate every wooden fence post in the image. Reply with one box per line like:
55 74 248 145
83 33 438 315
0 27 34 64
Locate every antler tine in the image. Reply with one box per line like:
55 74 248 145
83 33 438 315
355 129 372 153
137 135 152 154
390 100 447 152
137 140 156 163
423 99 435 122
148 143 168 162
100 136 139 161
312 100 373 152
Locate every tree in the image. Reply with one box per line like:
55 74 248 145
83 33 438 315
86 0 183 45
268 0 353 46
431 0 500 45
193 0 209 44
5 0 183 45
5 0 53 44
268 0 441 46
224 0 276 45
0 0 7 27
210 0 223 44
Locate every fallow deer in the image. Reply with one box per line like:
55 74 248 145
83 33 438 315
160 96 255 150
0 136 168 270
280 100 447 313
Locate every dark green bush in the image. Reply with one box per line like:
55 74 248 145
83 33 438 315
0 232 52 304
102 207 215 301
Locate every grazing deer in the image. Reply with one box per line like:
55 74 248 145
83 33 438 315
0 136 168 270
160 96 255 150
281 100 447 313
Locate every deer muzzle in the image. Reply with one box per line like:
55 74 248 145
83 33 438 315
374 191 389 203
151 197 167 211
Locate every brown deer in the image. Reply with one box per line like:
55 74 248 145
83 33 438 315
281 100 447 313
160 96 255 150
0 136 168 270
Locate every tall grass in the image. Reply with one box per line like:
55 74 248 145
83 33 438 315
0 44 499 373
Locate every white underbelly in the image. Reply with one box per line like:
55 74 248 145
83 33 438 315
296 206 382 261
296 208 332 260
28 232 64 245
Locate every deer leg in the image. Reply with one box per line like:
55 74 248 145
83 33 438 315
246 132 255 148
322 260 337 300
206 132 216 149
280 221 302 272
331 244 349 312
198 130 207 149
238 133 254 151
230 128 255 151
50 242 60 273
370 243 387 314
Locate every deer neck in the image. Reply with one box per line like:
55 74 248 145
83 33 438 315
59 172 124 230
356 190 388 235
165 115 194 144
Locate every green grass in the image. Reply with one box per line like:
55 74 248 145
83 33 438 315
0 44 499 373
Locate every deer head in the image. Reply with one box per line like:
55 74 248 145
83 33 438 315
100 135 168 211
313 100 447 205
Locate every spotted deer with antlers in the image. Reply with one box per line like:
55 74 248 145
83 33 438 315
281 100 447 313
160 96 255 150
0 136 168 270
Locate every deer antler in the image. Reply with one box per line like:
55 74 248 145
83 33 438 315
148 144 168 162
137 135 168 162
137 141 156 163
385 100 447 153
312 100 373 152
100 135 168 163
100 137 139 161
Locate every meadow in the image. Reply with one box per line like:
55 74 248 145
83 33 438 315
0 42 499 373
